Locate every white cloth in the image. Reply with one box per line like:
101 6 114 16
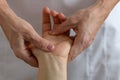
0 0 120 80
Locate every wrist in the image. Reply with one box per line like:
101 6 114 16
33 49 67 80
38 55 67 80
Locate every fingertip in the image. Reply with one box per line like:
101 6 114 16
43 7 50 14
51 10 58 17
58 13 66 20
29 59 39 67
69 47 78 60
70 47 83 61
21 51 39 67
59 13 65 17
43 7 49 11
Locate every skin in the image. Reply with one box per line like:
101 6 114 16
0 0 54 67
51 0 119 61
0 0 119 67
32 7 72 80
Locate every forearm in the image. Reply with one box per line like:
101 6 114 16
88 0 119 20
93 0 119 10
99 0 119 10
33 49 67 80
0 5 16 41
0 17 15 44
0 0 19 30
0 7 18 25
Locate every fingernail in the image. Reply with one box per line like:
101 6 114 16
47 44 55 51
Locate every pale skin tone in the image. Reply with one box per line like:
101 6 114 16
0 0 119 66
0 0 54 67
32 7 72 80
51 0 119 61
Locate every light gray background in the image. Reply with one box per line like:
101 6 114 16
1 0 120 80
0 0 96 80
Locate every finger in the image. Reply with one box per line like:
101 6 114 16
23 49 38 67
42 7 51 33
58 13 67 23
51 10 60 24
22 53 38 67
31 34 54 51
68 35 83 61
15 49 38 67
51 17 76 35
58 13 70 36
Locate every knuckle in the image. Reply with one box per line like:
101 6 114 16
38 41 45 50
82 36 91 48
32 37 44 48
82 41 89 48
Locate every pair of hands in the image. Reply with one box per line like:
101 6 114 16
9 6 104 67
1 1 108 67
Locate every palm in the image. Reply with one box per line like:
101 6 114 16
43 30 72 57
41 8 73 58
33 8 72 59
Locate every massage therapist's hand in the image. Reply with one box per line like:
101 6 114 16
51 0 119 61
0 0 54 67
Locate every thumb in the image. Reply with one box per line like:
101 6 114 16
51 18 76 35
30 34 54 51
68 35 83 61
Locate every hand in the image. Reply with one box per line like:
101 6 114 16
51 7 107 61
33 7 72 61
1 10 54 67
32 8 71 80
13 18 55 67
